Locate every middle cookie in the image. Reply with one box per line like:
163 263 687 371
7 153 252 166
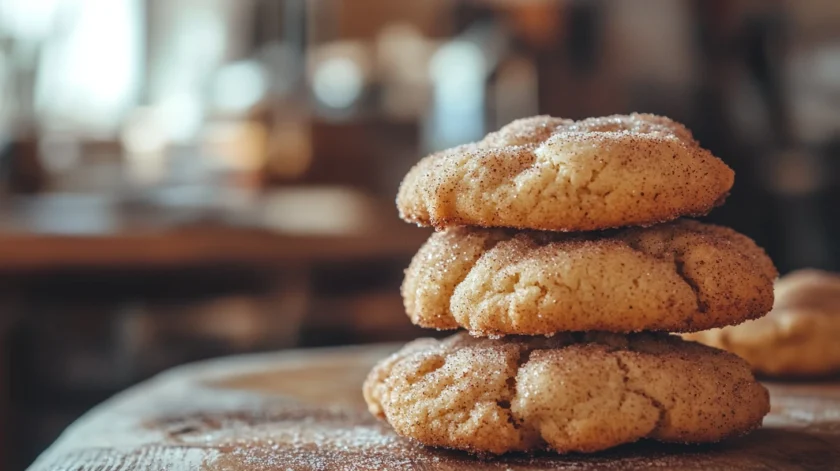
403 219 776 336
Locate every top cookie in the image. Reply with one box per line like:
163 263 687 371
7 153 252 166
397 114 734 231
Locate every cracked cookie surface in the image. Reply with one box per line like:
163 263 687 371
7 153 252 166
403 219 776 336
363 332 769 455
397 114 734 232
685 269 840 377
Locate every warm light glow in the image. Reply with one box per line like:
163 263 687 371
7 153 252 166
427 40 486 150
211 60 267 113
121 107 167 185
312 57 363 109
0 0 61 41
34 0 142 132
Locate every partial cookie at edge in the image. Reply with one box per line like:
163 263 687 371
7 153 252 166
402 219 777 336
684 269 840 377
397 114 734 231
363 332 769 455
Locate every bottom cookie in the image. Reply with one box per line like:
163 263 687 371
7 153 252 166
363 332 769 455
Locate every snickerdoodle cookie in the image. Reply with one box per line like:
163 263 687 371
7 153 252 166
684 269 840 377
403 219 776 336
363 332 769 455
397 114 734 232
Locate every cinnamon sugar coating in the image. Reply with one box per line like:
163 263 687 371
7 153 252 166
402 220 776 336
364 332 769 455
397 114 734 231
685 269 840 377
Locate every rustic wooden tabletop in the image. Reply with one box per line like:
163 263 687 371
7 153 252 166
27 343 840 471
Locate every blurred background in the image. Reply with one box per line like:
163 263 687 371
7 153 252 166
0 0 839 468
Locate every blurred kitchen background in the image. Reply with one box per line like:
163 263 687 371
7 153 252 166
0 0 839 468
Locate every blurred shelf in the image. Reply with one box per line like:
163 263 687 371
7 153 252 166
0 188 430 273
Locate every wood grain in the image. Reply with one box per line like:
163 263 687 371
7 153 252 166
28 344 840 470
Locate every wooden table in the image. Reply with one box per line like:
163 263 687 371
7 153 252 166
0 189 430 469
28 343 840 470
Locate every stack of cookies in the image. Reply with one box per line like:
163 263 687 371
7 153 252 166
364 114 777 455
